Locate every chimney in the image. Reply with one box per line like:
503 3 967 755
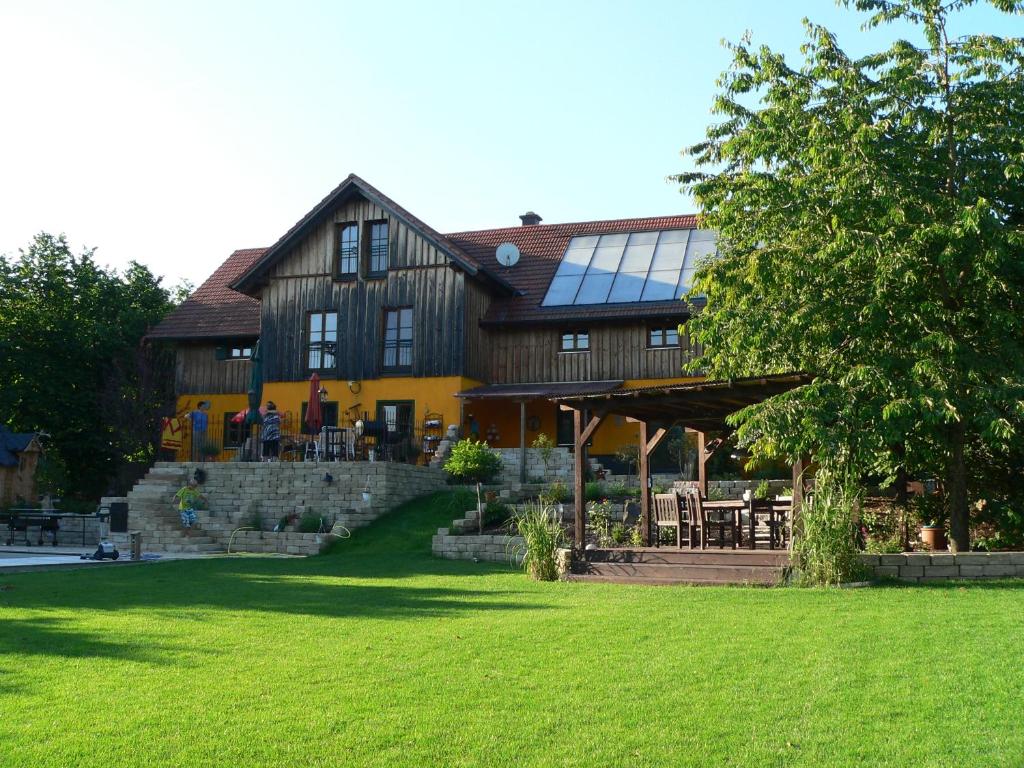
519 211 542 226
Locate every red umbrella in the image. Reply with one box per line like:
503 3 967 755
305 373 323 435
231 406 266 424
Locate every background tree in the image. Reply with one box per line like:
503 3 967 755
0 233 181 500
676 0 1024 551
443 439 503 533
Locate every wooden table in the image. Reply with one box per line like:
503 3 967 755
701 499 791 549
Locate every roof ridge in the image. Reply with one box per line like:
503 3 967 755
445 213 699 238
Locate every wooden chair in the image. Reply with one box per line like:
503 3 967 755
682 490 703 549
653 493 685 549
688 489 739 550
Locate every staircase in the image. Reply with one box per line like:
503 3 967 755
568 548 790 586
118 466 224 554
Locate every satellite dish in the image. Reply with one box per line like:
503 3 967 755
495 242 520 268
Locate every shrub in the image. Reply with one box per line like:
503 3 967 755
606 482 629 500
198 440 221 459
587 498 614 547
539 480 568 506
629 523 644 547
585 481 605 502
531 432 555 473
298 509 324 533
444 440 503 533
792 469 867 586
509 502 566 581
754 479 771 500
483 501 512 529
610 522 628 546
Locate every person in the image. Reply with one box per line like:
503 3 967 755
173 479 205 531
262 401 281 461
188 401 210 461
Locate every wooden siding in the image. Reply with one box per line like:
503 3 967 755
258 196 468 381
489 324 699 384
176 344 252 394
463 279 492 382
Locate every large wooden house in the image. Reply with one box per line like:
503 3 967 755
149 175 713 468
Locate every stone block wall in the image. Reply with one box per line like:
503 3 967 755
494 447 586 483
672 479 790 497
159 460 446 532
860 552 1024 582
225 529 331 556
432 530 524 566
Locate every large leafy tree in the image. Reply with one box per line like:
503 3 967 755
677 0 1024 551
0 233 180 500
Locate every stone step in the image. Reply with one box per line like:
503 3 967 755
585 548 790 567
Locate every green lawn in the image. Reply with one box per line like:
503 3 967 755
1 492 1022 767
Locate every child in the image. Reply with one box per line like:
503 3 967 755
173 479 206 530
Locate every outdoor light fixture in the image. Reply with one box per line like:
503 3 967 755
323 472 333 484
318 385 328 403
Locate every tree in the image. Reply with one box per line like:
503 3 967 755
443 439 502 533
676 0 1024 551
0 233 177 500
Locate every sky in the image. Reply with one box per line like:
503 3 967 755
0 0 1018 289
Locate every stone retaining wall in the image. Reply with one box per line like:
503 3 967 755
432 529 524 565
672 479 790 497
226 529 331 556
860 552 1024 582
157 460 446 532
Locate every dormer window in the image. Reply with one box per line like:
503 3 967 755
337 223 358 277
367 220 389 276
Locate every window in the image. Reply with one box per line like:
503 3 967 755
383 307 413 370
377 401 414 437
648 326 680 348
307 312 338 370
223 413 246 450
555 407 593 447
228 345 252 359
560 330 589 352
367 220 389 275
337 223 358 277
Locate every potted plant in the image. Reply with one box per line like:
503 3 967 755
913 493 947 551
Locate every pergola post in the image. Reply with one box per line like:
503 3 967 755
519 400 527 484
639 422 668 546
572 408 604 550
696 431 708 498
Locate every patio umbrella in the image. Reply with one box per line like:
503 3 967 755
230 406 267 424
244 342 263 459
305 372 323 435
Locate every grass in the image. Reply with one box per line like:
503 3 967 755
1 491 1023 767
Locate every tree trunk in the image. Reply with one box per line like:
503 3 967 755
477 481 483 535
947 424 969 553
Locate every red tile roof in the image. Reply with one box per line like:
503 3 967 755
149 190 701 340
446 214 699 324
148 248 265 340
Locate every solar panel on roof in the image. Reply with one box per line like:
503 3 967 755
540 229 716 306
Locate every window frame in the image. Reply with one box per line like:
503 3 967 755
365 219 389 277
559 329 590 353
227 344 253 360
336 222 359 279
647 325 681 349
381 306 413 372
300 401 340 432
306 311 339 372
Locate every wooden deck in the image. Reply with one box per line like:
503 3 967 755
568 547 791 586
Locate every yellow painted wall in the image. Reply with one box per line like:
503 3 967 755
174 377 481 461
174 374 707 461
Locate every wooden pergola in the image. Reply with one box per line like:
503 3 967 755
551 373 813 548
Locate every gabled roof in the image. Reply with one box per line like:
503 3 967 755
446 214 700 326
148 248 264 340
0 425 40 467
231 174 516 295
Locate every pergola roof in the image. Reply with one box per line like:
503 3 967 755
552 373 812 431
457 380 623 400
